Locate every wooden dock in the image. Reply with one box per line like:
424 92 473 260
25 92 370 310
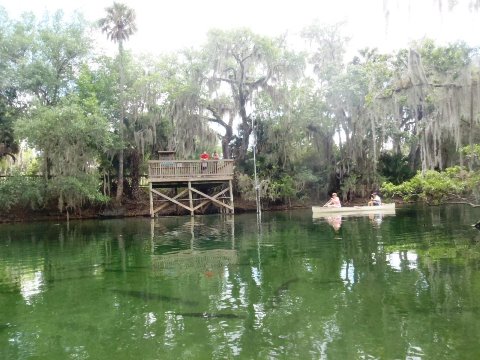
148 159 235 217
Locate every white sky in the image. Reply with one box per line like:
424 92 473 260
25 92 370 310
1 0 479 57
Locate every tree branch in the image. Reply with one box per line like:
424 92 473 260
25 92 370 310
446 201 480 207
245 76 267 89
210 76 235 85
205 105 229 129
377 82 465 100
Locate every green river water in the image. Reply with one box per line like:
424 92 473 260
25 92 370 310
1 204 480 359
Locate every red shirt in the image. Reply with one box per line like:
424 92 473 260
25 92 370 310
200 153 209 160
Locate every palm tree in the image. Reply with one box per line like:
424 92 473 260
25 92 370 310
98 2 137 202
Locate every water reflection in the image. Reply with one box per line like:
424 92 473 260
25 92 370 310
340 260 355 285
315 210 395 231
387 251 418 271
20 271 44 305
150 216 237 278
1 206 480 359
326 215 342 231
368 213 384 227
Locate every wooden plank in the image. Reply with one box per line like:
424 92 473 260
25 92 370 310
149 182 154 218
151 188 192 213
229 180 234 214
150 176 233 183
153 189 189 212
188 182 194 217
193 188 230 211
190 187 233 211
148 160 234 181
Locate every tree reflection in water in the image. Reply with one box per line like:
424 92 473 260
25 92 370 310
1 206 480 359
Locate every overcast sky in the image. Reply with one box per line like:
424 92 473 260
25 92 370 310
1 0 479 56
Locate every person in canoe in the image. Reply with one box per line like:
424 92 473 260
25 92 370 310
324 192 341 208
368 192 382 206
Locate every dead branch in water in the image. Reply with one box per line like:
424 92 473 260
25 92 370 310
446 201 480 208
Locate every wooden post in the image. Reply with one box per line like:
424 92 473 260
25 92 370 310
149 182 154 218
188 181 194 217
229 179 234 214
150 219 155 254
190 217 194 249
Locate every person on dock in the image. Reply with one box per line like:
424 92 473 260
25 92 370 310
200 151 209 172
212 151 220 160
324 192 341 208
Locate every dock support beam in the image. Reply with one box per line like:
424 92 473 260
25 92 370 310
149 181 234 217
149 182 154 218
229 179 234 215
188 181 194 217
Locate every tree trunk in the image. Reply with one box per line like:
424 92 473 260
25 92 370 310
222 126 233 159
130 149 140 200
116 41 125 202
206 105 234 159
116 149 124 201
236 82 252 161
468 81 475 171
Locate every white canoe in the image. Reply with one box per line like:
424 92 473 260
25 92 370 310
312 203 395 215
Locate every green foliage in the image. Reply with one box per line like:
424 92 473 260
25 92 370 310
301 22 347 82
381 167 469 204
466 171 480 202
237 173 298 204
0 172 45 211
47 174 109 212
14 97 111 211
378 152 415 185
198 28 303 161
236 173 256 201
15 97 111 174
340 174 359 200
18 10 92 106
293 169 321 200
417 38 475 81
461 144 480 170
0 92 20 161
269 175 296 203
0 171 108 213
98 3 137 45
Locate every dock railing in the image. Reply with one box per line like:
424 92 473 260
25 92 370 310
148 159 234 182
